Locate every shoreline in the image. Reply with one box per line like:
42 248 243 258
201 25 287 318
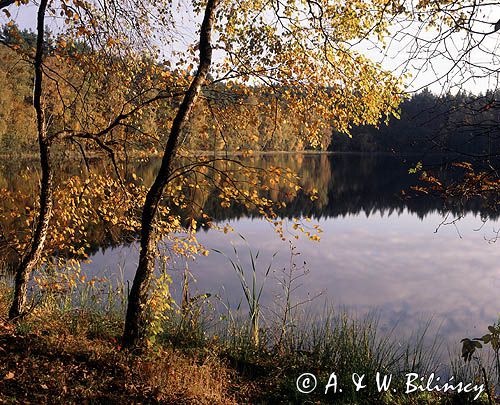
0 149 466 161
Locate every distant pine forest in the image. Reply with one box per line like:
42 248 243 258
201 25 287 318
331 89 500 156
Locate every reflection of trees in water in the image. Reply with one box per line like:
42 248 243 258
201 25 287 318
0 158 133 272
1 154 498 269
201 154 499 222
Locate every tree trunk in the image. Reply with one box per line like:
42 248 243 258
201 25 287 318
9 0 53 320
122 0 218 348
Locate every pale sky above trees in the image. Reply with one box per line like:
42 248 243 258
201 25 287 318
3 0 500 95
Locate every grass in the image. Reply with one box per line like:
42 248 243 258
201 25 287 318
0 327 233 403
0 285 235 404
0 263 495 404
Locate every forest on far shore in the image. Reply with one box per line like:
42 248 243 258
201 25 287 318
2 26 499 157
332 88 500 156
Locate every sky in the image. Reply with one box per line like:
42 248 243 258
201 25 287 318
2 1 500 95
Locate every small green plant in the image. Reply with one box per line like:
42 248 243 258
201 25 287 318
147 256 174 345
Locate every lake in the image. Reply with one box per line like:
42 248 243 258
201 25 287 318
3 153 500 356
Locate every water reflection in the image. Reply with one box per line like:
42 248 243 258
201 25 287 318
2 153 500 352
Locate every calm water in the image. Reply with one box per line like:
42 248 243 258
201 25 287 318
3 153 500 352
80 154 500 352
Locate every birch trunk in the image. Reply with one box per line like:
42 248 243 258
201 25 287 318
122 0 218 348
9 0 53 320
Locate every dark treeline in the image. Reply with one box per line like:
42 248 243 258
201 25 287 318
332 88 500 157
